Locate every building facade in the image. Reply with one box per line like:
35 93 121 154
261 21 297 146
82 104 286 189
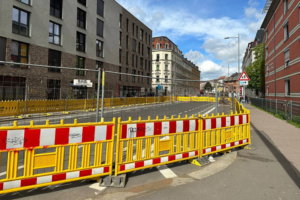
262 0 300 101
0 0 152 100
152 36 200 96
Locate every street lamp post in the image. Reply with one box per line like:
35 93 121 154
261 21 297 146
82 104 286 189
225 34 240 101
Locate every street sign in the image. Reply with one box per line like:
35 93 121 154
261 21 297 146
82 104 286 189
73 79 93 87
238 71 250 81
158 85 161 90
218 87 222 91
240 81 248 86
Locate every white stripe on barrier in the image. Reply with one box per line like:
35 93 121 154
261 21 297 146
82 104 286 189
189 151 195 157
161 156 168 163
127 124 137 138
176 121 183 133
6 130 25 149
92 167 104 175
66 171 80 179
243 115 247 124
162 122 170 134
226 143 231 148
206 119 211 130
40 129 55 146
37 175 52 184
95 126 107 141
189 120 196 131
216 118 221 128
226 117 231 127
69 127 83 144
144 160 153 166
235 141 239 146
125 163 135 170
235 116 239 125
216 146 222 151
145 123 154 136
3 180 21 190
175 154 183 160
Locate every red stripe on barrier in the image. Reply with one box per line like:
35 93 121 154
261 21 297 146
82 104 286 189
230 142 235 147
55 128 69 145
195 151 199 156
154 122 162 135
247 138 249 142
202 120 206 130
0 182 3 190
24 129 40 148
121 125 127 139
221 144 226 149
239 115 243 125
230 116 235 126
169 121 176 133
120 165 125 171
211 118 216 129
80 169 92 177
52 173 67 182
104 167 110 173
182 152 189 158
0 131 7 150
136 123 146 137
221 117 226 127
195 120 199 131
106 125 113 140
135 161 144 168
21 178 37 187
183 120 189 132
168 155 175 161
202 149 206 154
247 114 249 123
239 140 243 144
153 158 161 164
211 146 216 152
82 126 95 142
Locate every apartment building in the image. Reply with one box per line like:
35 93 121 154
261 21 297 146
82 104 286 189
0 0 152 100
152 36 200 96
262 0 300 101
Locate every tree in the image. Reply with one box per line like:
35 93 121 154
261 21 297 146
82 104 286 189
204 82 213 92
245 43 265 97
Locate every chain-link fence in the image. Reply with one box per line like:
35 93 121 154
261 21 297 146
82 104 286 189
250 97 300 125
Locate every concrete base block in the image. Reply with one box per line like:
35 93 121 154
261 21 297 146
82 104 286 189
100 174 127 188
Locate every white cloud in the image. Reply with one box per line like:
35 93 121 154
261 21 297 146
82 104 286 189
184 50 204 64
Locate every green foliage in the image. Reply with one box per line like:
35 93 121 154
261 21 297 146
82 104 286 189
245 43 265 96
204 82 213 92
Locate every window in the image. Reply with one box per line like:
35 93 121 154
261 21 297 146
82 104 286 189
0 76 26 100
284 49 289 67
147 73 150 84
147 47 150 58
119 66 122 81
267 84 269 96
96 61 103 79
156 54 160 61
48 49 61 72
138 71 140 83
148 60 151 71
165 65 168 70
156 76 159 82
119 32 122 45
132 23 135 36
11 40 28 67
126 35 128 48
285 79 290 96
97 19 104 37
156 65 159 70
136 55 138 68
266 47 268 58
132 54 135 67
284 22 289 40
165 43 169 49
119 14 122 28
145 32 148 42
18 0 30 5
165 76 168 82
96 40 103 57
78 0 86 6
47 79 60 99
156 43 160 49
49 21 61 45
141 72 143 83
138 42 140 53
12 7 29 36
76 32 85 52
142 44 144 55
0 37 6 63
126 51 128 65
265 29 268 40
132 69 136 82
136 26 138 37
126 68 129 81
159 37 161 41
50 0 62 18
132 39 136 52
97 0 104 16
284 0 288 14
76 56 85 76
140 29 144 40
77 8 86 29
145 60 147 70
140 57 143 69
165 54 168 60
126 19 129 32
119 49 122 63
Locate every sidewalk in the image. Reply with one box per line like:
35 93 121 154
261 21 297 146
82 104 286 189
245 104 300 172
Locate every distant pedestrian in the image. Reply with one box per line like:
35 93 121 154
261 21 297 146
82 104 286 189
245 95 248 103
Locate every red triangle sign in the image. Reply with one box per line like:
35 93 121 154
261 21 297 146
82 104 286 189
238 71 250 81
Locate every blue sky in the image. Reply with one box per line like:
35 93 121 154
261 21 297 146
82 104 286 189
116 0 266 80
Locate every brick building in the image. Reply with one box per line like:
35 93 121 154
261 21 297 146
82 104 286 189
0 0 152 100
262 0 300 101
152 36 200 96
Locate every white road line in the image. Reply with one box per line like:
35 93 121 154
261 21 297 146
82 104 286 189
0 165 24 176
157 165 177 179
89 182 107 193
202 107 215 116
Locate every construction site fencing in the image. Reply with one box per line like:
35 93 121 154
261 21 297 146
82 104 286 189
0 98 250 194
0 118 115 194
250 97 300 125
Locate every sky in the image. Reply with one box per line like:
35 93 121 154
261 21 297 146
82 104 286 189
115 0 266 81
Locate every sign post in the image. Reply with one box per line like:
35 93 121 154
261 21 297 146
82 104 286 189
238 71 250 103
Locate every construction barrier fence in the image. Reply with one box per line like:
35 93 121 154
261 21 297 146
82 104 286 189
0 97 250 194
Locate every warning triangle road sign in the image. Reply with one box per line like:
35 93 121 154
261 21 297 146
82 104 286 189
238 71 250 81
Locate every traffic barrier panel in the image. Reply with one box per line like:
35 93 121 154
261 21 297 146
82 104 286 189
0 118 115 194
114 115 200 176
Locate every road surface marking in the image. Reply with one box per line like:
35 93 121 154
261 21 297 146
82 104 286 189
157 165 177 179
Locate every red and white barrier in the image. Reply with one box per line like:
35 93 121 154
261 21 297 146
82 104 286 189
121 120 198 139
0 125 113 150
203 114 249 130
0 166 109 191
119 151 198 171
203 139 249 154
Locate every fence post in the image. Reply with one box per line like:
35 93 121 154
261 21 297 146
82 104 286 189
261 98 263 109
284 100 287 120
290 100 292 120
270 99 271 112
275 99 277 114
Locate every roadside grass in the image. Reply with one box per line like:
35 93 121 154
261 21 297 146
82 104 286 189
251 104 300 129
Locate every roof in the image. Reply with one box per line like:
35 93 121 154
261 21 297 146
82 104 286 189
218 76 226 80
261 0 280 29
255 29 264 44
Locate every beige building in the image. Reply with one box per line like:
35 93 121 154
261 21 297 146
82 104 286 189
151 36 200 96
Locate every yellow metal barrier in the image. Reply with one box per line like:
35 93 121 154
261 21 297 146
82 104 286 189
115 115 201 176
0 118 116 194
